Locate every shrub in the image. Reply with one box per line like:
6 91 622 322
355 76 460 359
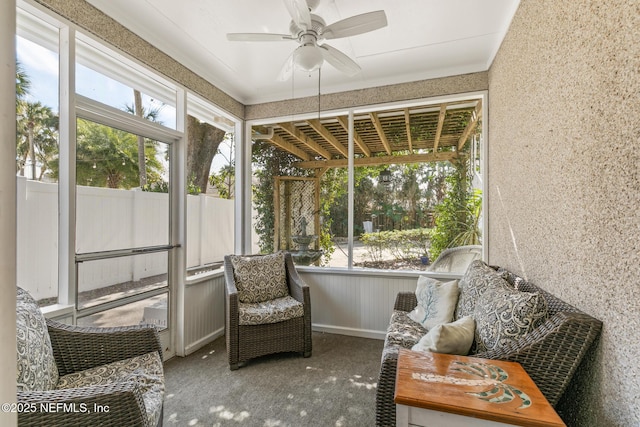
360 228 433 262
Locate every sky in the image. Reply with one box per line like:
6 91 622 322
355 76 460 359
16 35 232 174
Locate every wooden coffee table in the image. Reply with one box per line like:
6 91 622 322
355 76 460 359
394 349 566 427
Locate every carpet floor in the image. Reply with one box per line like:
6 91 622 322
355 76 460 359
163 332 384 427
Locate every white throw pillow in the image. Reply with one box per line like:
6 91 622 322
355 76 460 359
411 316 475 355
408 277 459 330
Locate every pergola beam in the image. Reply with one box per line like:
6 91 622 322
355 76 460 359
370 112 392 155
307 119 348 157
434 104 447 152
457 100 482 150
278 122 332 159
296 152 458 169
404 109 413 154
268 134 311 161
337 116 371 157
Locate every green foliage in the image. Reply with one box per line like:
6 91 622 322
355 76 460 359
360 228 433 262
142 176 201 195
16 100 58 178
69 119 163 189
209 165 234 199
252 141 311 254
430 158 482 260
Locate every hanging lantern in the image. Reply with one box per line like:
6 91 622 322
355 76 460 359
379 169 392 189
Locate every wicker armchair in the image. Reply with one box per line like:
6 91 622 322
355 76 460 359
427 244 482 274
224 252 312 370
375 267 602 427
16 287 164 427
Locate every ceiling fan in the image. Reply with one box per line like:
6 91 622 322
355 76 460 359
226 0 388 81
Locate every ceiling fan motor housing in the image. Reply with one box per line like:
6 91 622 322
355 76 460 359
289 14 326 41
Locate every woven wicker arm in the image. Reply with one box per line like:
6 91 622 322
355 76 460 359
393 291 417 312
47 319 162 377
224 256 240 369
284 253 312 357
475 310 602 406
17 382 149 427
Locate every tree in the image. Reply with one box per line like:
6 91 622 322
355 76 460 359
209 164 235 199
64 119 163 189
16 60 30 100
16 101 58 179
429 157 481 260
208 135 235 199
125 89 165 188
134 89 147 187
187 115 226 193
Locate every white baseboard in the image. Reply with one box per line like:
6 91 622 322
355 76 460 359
183 326 225 356
181 324 384 358
312 323 386 341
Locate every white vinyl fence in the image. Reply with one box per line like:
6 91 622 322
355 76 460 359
16 176 234 301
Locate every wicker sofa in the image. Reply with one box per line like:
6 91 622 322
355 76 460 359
375 261 602 427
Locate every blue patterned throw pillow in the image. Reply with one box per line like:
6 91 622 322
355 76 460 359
408 276 460 330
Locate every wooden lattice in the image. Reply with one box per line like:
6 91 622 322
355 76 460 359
274 177 320 251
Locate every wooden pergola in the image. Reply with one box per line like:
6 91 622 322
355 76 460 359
254 97 482 173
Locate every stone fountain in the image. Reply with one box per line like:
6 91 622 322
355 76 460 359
290 216 323 265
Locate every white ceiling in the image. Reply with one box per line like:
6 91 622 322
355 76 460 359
85 0 520 105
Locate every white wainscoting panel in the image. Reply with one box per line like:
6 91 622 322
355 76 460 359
299 269 422 340
180 268 461 354
183 271 225 355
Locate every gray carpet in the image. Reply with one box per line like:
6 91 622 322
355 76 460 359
163 332 384 427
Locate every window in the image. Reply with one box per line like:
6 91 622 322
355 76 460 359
16 8 60 306
74 36 179 328
76 36 176 129
248 96 484 271
185 94 236 275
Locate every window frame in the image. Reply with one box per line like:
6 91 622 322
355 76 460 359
244 91 488 269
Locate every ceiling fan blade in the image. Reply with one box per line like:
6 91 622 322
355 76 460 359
322 10 388 40
284 0 312 31
277 51 295 81
319 44 361 76
227 33 294 42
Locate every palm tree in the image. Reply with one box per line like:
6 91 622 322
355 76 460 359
16 60 31 100
72 119 163 189
125 90 164 187
16 101 57 179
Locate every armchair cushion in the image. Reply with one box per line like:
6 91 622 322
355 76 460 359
238 295 304 326
56 351 164 427
16 287 59 392
229 252 289 303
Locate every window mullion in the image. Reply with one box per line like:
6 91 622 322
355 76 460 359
58 24 76 307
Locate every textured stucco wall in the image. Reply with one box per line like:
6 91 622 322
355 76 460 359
488 1 639 426
34 0 244 119
245 72 488 120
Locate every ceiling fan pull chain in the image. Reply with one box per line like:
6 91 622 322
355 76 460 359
318 67 321 120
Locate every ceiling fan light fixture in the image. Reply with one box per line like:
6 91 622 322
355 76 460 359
294 44 324 71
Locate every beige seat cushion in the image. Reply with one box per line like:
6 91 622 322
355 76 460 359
238 295 304 325
56 351 164 427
